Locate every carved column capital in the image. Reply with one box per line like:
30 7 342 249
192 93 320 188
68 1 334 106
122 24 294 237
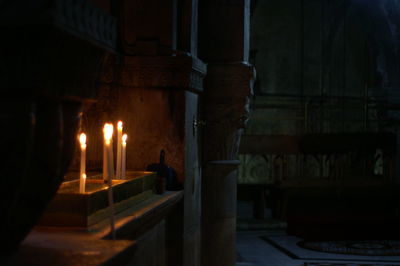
203 62 255 161
205 62 255 128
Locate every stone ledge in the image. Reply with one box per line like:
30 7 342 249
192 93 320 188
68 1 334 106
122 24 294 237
10 191 183 266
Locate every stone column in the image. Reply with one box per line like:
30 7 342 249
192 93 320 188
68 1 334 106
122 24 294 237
201 63 254 266
199 0 255 265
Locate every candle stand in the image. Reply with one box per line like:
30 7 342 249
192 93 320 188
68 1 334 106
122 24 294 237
39 171 155 228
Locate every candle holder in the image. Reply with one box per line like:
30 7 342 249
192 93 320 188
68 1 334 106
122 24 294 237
38 171 155 227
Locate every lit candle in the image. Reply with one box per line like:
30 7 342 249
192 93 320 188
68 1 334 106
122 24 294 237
116 121 123 179
103 123 115 181
108 124 115 179
79 133 87 193
122 134 127 178
103 124 109 181
103 124 116 239
80 173 86 193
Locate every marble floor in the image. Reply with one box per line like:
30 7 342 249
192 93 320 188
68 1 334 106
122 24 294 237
236 230 400 266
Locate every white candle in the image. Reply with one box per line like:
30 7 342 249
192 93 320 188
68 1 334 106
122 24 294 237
108 124 115 179
122 134 127 178
80 173 86 193
103 124 108 181
103 123 114 181
116 121 123 178
79 133 87 193
108 141 114 179
104 124 116 239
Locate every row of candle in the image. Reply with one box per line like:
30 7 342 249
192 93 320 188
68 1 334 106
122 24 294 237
78 121 128 193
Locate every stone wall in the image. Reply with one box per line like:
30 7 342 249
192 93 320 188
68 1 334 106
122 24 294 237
240 0 400 183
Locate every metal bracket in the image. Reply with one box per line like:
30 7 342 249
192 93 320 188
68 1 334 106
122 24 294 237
193 117 206 136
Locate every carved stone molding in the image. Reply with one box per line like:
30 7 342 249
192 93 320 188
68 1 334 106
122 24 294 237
113 55 207 92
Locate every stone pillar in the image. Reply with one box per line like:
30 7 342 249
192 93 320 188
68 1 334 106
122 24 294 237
199 0 255 265
201 63 254 266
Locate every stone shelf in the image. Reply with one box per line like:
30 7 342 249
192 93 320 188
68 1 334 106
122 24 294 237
11 191 183 266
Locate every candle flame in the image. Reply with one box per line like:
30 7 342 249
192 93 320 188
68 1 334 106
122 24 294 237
117 121 123 131
122 134 127 145
79 133 87 149
82 173 86 179
103 123 114 142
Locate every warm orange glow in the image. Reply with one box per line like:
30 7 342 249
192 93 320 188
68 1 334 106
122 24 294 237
117 121 123 131
103 123 114 144
122 134 127 146
79 133 87 149
82 173 86 179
